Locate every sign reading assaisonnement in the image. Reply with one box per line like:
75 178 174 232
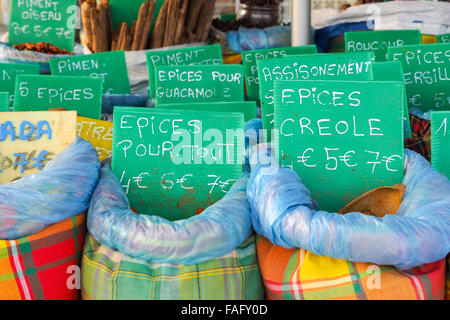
274 80 404 212
431 111 450 179
112 107 244 221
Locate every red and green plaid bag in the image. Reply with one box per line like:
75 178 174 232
405 114 431 161
0 214 86 300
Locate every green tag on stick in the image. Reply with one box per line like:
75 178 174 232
49 50 131 95
0 92 8 112
345 30 421 62
111 107 245 221
258 52 375 141
437 34 450 43
13 75 103 119
156 101 257 122
431 111 450 179
242 45 317 103
274 80 404 212
0 63 40 109
155 65 244 104
388 43 450 112
373 61 412 139
9 0 76 52
147 44 223 98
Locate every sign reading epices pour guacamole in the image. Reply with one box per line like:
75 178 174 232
431 111 450 179
13 75 103 119
9 0 77 52
147 44 223 98
274 80 404 212
155 64 244 104
111 107 244 221
388 43 450 112
241 45 317 103
49 50 131 95
258 52 375 141
345 30 421 62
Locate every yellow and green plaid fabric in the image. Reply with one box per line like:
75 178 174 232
81 234 264 300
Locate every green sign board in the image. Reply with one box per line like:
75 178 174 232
110 0 165 31
156 101 257 122
274 80 404 212
9 0 76 52
13 75 103 119
345 30 421 62
155 64 244 104
437 33 450 43
372 61 412 138
49 50 131 95
431 111 450 179
147 44 223 98
388 43 450 112
111 107 244 221
0 63 40 109
258 52 375 141
0 92 8 112
242 45 317 103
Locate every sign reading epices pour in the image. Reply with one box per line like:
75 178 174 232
258 52 374 141
345 30 421 62
274 80 404 212
111 107 244 221
0 110 76 184
9 0 77 52
431 111 450 179
147 44 223 98
388 43 450 112
49 50 131 95
155 64 244 104
13 74 103 119
241 44 317 103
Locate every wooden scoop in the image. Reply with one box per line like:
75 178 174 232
338 184 406 218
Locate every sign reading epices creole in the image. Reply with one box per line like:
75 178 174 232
0 110 77 184
155 64 244 104
76 116 113 161
0 63 40 109
147 44 223 98
431 111 450 179
241 45 317 103
112 107 245 221
258 52 375 141
13 75 103 119
274 80 404 212
345 30 421 62
388 43 450 112
50 50 131 95
9 0 77 52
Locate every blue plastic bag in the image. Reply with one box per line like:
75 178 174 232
0 138 100 240
226 26 291 53
247 144 450 270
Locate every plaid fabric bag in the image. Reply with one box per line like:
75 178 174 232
82 234 264 300
0 214 86 300
404 114 431 161
447 255 450 300
257 236 446 300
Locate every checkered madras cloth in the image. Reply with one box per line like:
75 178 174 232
446 255 450 300
257 236 446 300
0 214 86 300
404 114 431 161
82 234 264 300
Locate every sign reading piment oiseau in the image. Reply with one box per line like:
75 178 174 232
258 52 375 141
345 30 421 62
50 50 131 94
431 111 450 179
388 43 450 112
274 80 404 212
9 0 77 52
241 45 317 103
147 44 223 98
111 107 245 221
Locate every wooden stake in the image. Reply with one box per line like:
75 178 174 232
151 0 168 48
131 1 149 51
81 2 94 50
139 0 156 50
174 0 189 44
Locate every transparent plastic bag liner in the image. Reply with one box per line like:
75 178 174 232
0 138 100 240
87 161 252 265
226 26 291 53
247 144 450 270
